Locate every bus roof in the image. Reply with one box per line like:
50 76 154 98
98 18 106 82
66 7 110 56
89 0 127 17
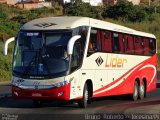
21 16 156 39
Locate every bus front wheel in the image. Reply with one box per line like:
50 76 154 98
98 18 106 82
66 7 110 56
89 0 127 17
78 84 89 108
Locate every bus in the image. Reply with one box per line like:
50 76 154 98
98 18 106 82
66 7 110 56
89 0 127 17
5 16 157 108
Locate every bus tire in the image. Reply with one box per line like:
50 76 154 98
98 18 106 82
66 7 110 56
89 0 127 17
139 81 145 100
33 100 42 107
132 81 139 101
78 84 89 108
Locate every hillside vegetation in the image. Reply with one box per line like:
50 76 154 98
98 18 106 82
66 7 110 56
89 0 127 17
0 1 160 81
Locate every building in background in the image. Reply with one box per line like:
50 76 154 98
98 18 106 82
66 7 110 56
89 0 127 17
16 0 51 9
58 0 102 6
58 0 139 6
83 0 103 6
0 0 18 5
103 0 140 5
7 0 17 5
130 0 140 5
0 0 6 4
0 0 141 7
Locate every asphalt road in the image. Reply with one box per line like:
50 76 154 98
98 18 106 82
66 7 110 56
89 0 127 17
0 71 159 120
0 89 160 120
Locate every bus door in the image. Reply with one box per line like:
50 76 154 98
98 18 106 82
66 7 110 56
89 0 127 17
90 28 110 95
70 41 81 98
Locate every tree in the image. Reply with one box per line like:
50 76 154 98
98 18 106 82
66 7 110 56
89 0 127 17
104 0 148 22
105 1 135 21
63 2 104 18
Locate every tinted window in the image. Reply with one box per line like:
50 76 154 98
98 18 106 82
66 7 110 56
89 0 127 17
118 34 124 53
113 33 120 53
134 37 143 55
124 35 134 54
149 39 156 55
71 26 88 72
87 29 99 56
87 28 156 56
143 38 150 55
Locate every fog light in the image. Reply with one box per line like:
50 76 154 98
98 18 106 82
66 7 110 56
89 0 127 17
58 92 64 97
14 91 18 96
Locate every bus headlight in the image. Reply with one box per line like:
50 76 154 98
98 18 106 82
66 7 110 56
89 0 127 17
53 80 69 87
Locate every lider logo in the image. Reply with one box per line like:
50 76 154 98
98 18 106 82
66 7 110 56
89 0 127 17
105 54 127 68
95 56 104 66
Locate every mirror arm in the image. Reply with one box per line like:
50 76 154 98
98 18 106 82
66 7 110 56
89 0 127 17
3 37 15 55
67 35 81 55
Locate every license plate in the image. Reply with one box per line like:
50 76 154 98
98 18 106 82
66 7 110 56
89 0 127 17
32 93 42 97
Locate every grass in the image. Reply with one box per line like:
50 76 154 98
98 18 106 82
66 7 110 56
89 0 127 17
0 40 14 82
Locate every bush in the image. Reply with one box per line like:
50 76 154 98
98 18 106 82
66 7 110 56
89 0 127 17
63 2 104 19
0 33 9 41
0 41 13 82
104 1 149 22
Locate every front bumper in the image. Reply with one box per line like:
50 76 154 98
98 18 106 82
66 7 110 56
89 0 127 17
12 83 71 100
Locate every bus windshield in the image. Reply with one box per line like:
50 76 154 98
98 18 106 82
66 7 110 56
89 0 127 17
13 31 72 78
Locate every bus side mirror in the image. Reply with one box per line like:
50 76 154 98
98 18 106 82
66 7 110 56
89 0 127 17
3 37 15 55
67 35 81 55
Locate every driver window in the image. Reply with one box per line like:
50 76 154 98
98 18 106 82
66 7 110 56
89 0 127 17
70 26 88 72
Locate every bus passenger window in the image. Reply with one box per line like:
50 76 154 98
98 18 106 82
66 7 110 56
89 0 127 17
101 31 112 53
124 35 134 54
87 29 98 56
88 41 93 50
118 34 124 53
88 37 97 51
113 33 120 53
97 30 101 51
149 39 156 55
134 37 143 55
143 38 150 56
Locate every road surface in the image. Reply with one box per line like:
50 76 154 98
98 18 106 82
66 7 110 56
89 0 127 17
0 89 160 120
